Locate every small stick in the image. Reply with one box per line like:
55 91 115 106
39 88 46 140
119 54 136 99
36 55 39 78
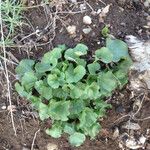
0 0 17 136
31 129 40 150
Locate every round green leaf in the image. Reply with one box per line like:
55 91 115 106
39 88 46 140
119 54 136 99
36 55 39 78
66 65 86 83
73 43 88 56
38 102 50 120
98 71 117 95
21 72 37 92
49 101 70 121
47 71 65 89
15 82 28 98
46 123 62 138
15 59 35 77
69 132 86 147
95 47 113 63
64 123 75 135
106 38 129 62
35 80 52 100
87 62 100 75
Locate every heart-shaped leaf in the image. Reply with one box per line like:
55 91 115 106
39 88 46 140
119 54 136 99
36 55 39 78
87 62 100 75
35 80 52 100
95 47 113 63
106 38 129 62
49 101 70 121
21 72 37 92
15 82 28 97
73 43 88 56
66 65 86 83
69 132 86 147
15 59 35 77
79 108 98 129
46 122 62 138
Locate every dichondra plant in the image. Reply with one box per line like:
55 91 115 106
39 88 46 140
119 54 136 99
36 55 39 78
15 37 132 146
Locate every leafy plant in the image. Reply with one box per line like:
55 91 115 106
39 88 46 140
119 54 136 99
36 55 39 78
15 37 132 147
101 25 110 37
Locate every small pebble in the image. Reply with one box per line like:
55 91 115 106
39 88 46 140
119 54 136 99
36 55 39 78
47 143 58 150
70 0 77 3
80 4 86 10
83 16 92 25
82 27 92 34
66 25 76 35
1 105 6 110
144 1 149 7
120 22 126 27
97 9 102 14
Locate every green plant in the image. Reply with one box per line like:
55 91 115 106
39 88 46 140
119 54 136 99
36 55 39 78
101 25 110 37
0 0 23 46
15 37 132 146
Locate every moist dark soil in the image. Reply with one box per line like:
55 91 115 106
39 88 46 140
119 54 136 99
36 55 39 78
0 0 150 150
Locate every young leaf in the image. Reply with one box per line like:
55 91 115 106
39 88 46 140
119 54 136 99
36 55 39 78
15 59 35 77
64 48 77 62
106 38 129 62
15 82 28 97
21 72 37 91
84 123 101 138
79 108 98 129
84 82 100 99
35 60 57 73
73 43 88 56
70 99 85 115
52 88 68 99
49 101 70 121
64 123 75 135
47 71 65 89
98 71 117 95
87 62 100 75
38 102 50 120
42 48 62 63
69 84 82 99
101 25 110 37
95 47 113 63
35 80 52 100
57 44 67 51
69 132 86 147
94 99 112 117
66 65 86 83
46 122 62 138
64 48 87 66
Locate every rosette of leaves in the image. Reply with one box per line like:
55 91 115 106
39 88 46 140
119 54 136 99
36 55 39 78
15 38 132 147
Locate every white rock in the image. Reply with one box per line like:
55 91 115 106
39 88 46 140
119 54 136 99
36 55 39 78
144 1 149 7
139 135 146 145
80 4 86 10
125 35 150 90
113 127 119 139
47 143 58 150
125 35 150 72
66 25 76 35
1 105 6 110
70 0 77 3
122 121 141 130
126 138 141 149
82 27 92 34
97 9 102 14
83 16 92 25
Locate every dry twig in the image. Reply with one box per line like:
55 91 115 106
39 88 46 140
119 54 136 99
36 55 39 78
31 129 40 150
0 0 17 135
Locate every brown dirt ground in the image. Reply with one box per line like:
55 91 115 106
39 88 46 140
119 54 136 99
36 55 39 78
0 0 150 150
